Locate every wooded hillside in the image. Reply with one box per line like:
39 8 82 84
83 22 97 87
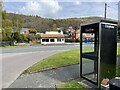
7 12 102 32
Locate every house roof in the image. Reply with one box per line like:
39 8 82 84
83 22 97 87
75 29 80 34
41 34 64 38
83 34 94 38
20 28 29 34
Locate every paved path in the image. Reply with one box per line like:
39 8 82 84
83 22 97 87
9 64 80 88
9 57 120 88
9 61 95 88
117 56 120 66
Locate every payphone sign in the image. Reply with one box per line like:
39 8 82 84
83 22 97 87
85 28 94 32
104 24 115 29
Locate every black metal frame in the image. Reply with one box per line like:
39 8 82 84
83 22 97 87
80 19 117 88
80 23 99 85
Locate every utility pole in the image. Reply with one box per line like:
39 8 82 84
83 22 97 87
104 3 107 19
118 1 120 21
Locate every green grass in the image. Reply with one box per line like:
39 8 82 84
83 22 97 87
57 80 87 89
117 46 120 76
23 49 80 74
23 48 93 74
116 66 120 76
117 46 120 55
1 46 27 48
23 46 120 74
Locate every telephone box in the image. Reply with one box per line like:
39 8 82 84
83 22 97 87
80 19 117 87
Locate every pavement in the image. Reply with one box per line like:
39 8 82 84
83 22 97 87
117 56 120 66
9 64 79 88
9 57 120 88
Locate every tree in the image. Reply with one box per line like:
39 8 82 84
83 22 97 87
0 32 1 41
2 28 7 41
5 19 12 27
28 34 37 43
0 3 2 28
12 32 21 43
1 11 22 44
5 27 12 40
0 3 2 41
2 11 7 20
51 24 57 30
2 19 12 41
29 29 37 34
23 34 29 42
1 27 12 41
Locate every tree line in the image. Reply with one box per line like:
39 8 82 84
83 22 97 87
1 11 22 43
7 12 102 32
1 11 101 43
1 10 119 45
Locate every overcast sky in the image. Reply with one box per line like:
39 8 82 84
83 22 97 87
3 0 119 20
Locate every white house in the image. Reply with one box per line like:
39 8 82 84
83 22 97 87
40 30 65 44
20 28 29 35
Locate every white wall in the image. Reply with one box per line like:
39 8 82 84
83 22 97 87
41 38 65 44
45 30 63 34
46 31 58 34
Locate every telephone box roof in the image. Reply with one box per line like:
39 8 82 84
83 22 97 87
80 19 118 26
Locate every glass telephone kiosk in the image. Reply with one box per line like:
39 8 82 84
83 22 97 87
80 19 117 87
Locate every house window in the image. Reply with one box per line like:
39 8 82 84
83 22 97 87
57 38 61 42
62 38 64 41
42 39 49 42
50 39 54 42
46 39 49 42
42 39 46 42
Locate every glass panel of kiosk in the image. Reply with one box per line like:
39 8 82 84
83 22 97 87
80 20 117 87
80 23 99 85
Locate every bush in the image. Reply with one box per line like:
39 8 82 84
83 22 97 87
75 38 80 42
65 38 74 42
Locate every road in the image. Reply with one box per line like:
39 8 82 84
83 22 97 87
1 43 119 88
2 44 88 88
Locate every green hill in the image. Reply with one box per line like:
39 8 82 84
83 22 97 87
6 12 102 32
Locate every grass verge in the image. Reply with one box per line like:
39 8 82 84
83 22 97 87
23 46 120 74
57 80 87 89
23 48 93 74
117 46 120 76
23 49 80 74
117 46 120 55
116 66 120 76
